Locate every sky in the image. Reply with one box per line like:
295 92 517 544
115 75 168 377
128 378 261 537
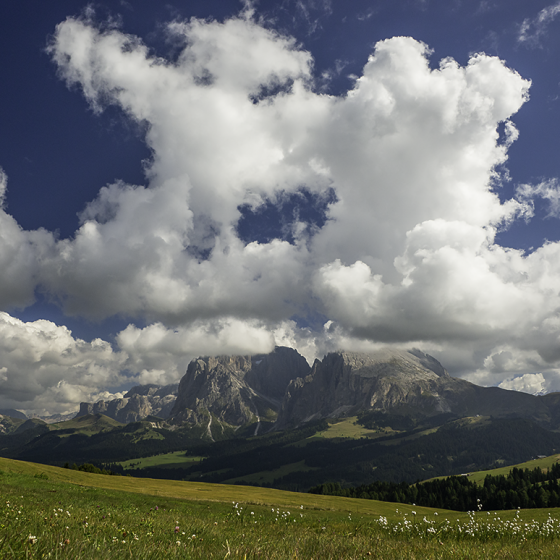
2 0 560 415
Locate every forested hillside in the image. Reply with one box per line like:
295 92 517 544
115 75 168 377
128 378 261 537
310 463 560 512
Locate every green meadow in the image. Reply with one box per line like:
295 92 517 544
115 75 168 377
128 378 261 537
465 454 560 483
223 460 318 486
3 457 560 558
421 452 560 485
304 416 382 440
117 451 204 470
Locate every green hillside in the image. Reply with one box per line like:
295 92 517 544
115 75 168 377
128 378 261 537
4 412 560 496
0 456 435 519
49 413 124 435
421 452 560 485
465 453 560 484
3 456 560 559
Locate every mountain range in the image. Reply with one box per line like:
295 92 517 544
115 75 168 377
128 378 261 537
72 346 559 432
2 346 560 489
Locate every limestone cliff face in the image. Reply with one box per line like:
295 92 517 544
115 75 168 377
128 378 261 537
170 355 255 430
168 347 310 436
75 346 554 435
276 348 460 427
76 384 178 423
276 348 552 428
244 346 312 401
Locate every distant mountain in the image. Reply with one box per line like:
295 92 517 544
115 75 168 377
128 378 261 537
32 412 76 424
74 347 311 433
75 384 179 423
74 347 559 433
168 346 310 438
0 413 26 434
0 409 27 420
5 346 560 489
277 349 552 429
0 408 76 425
277 349 450 428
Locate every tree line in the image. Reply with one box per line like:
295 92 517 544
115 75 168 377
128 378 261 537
309 462 560 511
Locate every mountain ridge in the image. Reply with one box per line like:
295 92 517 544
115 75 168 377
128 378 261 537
2 346 560 490
72 346 559 435
75 383 179 424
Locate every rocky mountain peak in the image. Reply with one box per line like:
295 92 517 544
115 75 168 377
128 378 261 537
76 383 178 423
245 346 311 401
73 347 455 435
168 346 310 437
276 348 454 428
124 383 179 399
325 348 448 379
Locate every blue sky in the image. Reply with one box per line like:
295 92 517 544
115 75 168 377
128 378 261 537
2 0 560 414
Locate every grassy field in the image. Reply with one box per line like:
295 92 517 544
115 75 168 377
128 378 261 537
305 417 381 439
4 458 560 558
421 450 560 484
118 451 205 470
0 457 426 516
465 453 560 483
301 416 408 442
302 416 445 445
222 460 318 485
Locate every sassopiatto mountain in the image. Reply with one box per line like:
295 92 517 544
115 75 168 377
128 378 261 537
276 348 551 429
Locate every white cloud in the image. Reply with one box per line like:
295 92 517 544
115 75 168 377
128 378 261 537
498 373 546 395
0 170 54 310
519 2 560 46
43 22 533 325
313 219 550 342
516 179 560 219
0 312 126 415
116 318 277 384
0 166 7 207
2 11 560 412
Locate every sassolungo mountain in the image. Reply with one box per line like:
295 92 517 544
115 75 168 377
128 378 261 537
2 347 560 490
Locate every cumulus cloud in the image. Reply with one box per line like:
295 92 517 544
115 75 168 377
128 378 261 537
498 373 546 395
3 9 560 413
0 310 297 414
116 318 278 385
0 170 54 310
0 312 126 415
0 166 7 206
43 20 532 322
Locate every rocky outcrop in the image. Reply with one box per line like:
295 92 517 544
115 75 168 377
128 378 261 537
276 349 451 427
275 348 552 428
33 412 76 424
76 384 178 423
0 413 27 434
168 347 310 436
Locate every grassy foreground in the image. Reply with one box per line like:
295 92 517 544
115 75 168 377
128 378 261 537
3 458 560 558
